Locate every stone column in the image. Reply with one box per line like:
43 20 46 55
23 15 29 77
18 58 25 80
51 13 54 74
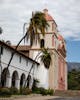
29 77 33 89
16 79 20 89
23 79 26 87
6 76 12 88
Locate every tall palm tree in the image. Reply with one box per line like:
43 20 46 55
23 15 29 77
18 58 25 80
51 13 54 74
27 12 49 46
6 11 49 69
0 27 3 86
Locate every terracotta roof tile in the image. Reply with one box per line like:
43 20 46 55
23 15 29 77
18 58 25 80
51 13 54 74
43 9 53 21
12 45 31 51
45 14 53 21
58 34 64 41
0 41 39 64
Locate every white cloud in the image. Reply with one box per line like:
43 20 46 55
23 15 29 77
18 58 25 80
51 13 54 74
0 0 80 44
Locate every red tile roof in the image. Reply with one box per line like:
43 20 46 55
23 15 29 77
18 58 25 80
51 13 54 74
45 14 53 21
0 41 39 64
12 45 31 51
43 9 53 21
58 44 63 49
58 34 64 41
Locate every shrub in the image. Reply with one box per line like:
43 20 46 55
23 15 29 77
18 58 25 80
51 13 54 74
9 87 19 95
32 87 41 94
39 87 48 95
40 88 54 96
32 78 39 90
20 87 32 95
32 87 54 95
47 89 54 95
0 88 12 97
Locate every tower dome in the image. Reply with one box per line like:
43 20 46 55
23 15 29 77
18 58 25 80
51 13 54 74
43 9 53 21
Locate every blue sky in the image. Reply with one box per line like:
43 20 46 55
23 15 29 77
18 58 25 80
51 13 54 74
0 0 80 62
66 40 80 62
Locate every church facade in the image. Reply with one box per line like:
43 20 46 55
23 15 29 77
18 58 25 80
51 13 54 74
16 9 67 90
0 9 67 90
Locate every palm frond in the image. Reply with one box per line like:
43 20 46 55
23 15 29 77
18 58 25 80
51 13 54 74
25 11 49 46
40 48 52 69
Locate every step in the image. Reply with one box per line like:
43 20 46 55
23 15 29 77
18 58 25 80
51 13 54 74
54 90 80 97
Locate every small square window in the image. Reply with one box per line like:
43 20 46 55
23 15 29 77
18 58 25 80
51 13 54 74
19 56 21 63
0 46 3 55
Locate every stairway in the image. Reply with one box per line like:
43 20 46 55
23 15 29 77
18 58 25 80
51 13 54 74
54 90 80 97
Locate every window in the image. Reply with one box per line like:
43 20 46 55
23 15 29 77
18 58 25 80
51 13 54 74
19 56 22 63
40 39 45 48
0 46 3 55
52 35 54 46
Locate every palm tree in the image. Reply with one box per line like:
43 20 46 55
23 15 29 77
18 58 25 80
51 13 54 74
0 27 3 86
6 11 49 69
27 12 49 46
40 48 52 69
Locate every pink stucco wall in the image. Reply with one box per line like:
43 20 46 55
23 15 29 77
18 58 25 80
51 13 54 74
58 57 65 90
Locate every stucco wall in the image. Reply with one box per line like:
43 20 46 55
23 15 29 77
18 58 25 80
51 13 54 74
28 11 67 90
31 50 49 89
0 44 38 89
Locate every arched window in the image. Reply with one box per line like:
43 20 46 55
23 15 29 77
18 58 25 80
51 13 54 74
20 73 26 87
1 68 10 87
40 39 45 48
12 71 19 88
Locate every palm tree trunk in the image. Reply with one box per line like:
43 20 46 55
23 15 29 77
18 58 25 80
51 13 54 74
0 52 2 87
6 32 28 69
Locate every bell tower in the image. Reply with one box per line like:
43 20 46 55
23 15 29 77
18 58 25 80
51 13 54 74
30 9 58 52
29 9 67 90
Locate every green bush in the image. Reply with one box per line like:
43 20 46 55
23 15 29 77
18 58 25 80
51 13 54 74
0 88 12 97
47 89 54 95
9 87 19 95
40 88 54 96
20 87 32 95
39 87 48 95
32 87 54 95
32 78 39 90
32 87 41 94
